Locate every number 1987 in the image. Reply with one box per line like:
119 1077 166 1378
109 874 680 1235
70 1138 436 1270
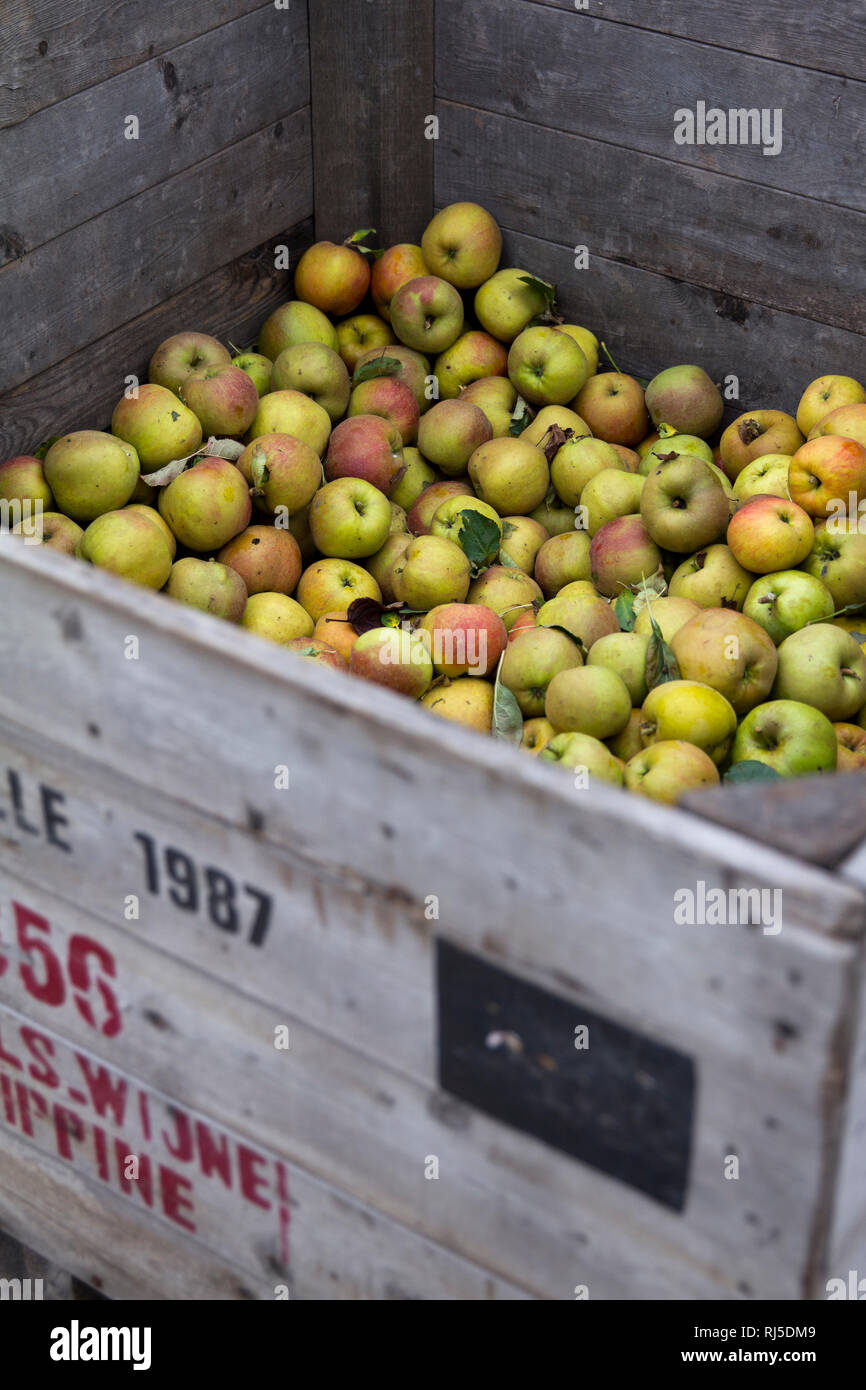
133 832 272 946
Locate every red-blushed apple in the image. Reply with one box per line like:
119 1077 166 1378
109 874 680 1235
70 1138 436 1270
468 565 543 630
537 587 619 650
574 373 649 445
499 515 549 574
0 455 53 508
668 544 754 610
11 510 83 553
534 530 593 597
336 314 395 373
499 625 583 716
434 331 508 399
731 699 838 775
257 301 339 359
270 343 351 422
788 435 866 518
350 626 433 698
325 414 404 495
803 519 866 609
727 494 814 573
389 447 438 511
545 665 631 739
586 630 651 706
615 444 643 470
670 607 778 714
581 469 644 535
217 525 302 596
773 623 866 721
421 202 502 289
284 637 347 671
353 344 431 413
421 677 495 731
521 717 556 755
43 431 140 521
624 740 720 802
148 332 230 394
237 433 321 516
417 398 492 476
246 389 331 456
540 731 625 785
232 352 273 397
639 454 730 552
390 275 464 355
242 592 313 643
158 457 251 551
371 243 429 320
743 569 835 645
550 437 622 507
407 479 473 534
590 514 661 596
417 602 507 678
294 238 370 316
348 376 420 445
796 375 866 436
474 268 549 343
392 534 471 609
111 384 202 471
309 476 392 559
77 507 173 589
808 402 866 450
733 453 792 501
834 722 866 771
313 610 359 665
430 494 501 545
165 557 248 620
719 409 803 480
296 558 382 624
509 607 538 640
508 326 588 406
644 365 723 438
639 679 737 765
460 375 519 439
468 436 550 515
179 363 259 437
633 595 701 643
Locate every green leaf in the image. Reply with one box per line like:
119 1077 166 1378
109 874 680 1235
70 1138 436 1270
34 436 61 460
517 274 557 314
353 354 404 385
250 445 270 491
509 396 532 436
724 760 784 783
613 591 636 631
642 588 680 690
344 227 382 259
492 654 523 745
457 510 501 574
498 547 522 570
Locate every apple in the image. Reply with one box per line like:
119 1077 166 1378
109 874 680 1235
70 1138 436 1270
499 515 549 574
587 631 651 705
726 493 813 574
508 326 588 406
590 515 661 596
246 389 331 456
434 331 508 399
574 373 649 445
232 352 273 397
238 433 321 517
606 708 645 762
614 447 641 473
324 414 404 496
788 435 866 518
640 455 730 552
336 314 395 373
148 332 230 394
633 595 701 643
540 732 624 784
126 503 177 558
178 363 259 437
158 457 251 551
545 665 631 739
313 611 359 665
217 524 301 595
639 679 736 764
294 238 370 316
808 402 866 450
719 410 803 479
11 510 83 552
390 276 464 355
558 324 599 377
257 301 339 359
296 558 381 623
796 375 866 436
537 588 619 650
521 718 556 756
308 477 391 559
743 570 835 645
284 637 347 671
534 530 593 596
111 384 201 471
731 700 838 776
43 431 139 522
834 722 866 771
499 626 583 716
365 532 411 602
474 268 549 342
733 453 792 501
421 676 495 731
670 607 778 714
637 432 660 458
417 399 492 476
530 498 578 536
509 607 538 640
0 455 53 509
77 507 173 589
644 365 723 438
165 557 248 620
640 435 715 476
551 437 622 506
459 376 518 437
387 448 436 511
773 623 866 721
669 544 754 610
421 202 501 288
348 376 420 445
390 502 409 534
624 741 720 802
430 494 501 544
392 534 471 609
408 479 473 533
467 565 543 629
468 436 550 515
371 243 429 320
353 344 431 413
242 592 314 643
417 602 507 678
803 520 866 609
270 343 351 422
350 626 433 698
522 405 591 448
581 469 644 536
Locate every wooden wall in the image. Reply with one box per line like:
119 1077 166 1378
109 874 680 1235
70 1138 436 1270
0 1 314 454
434 0 866 411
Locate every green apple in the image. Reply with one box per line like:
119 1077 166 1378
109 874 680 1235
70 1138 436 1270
77 507 173 589
11 510 83 553
733 453 792 501
507 326 588 406
468 436 550 515
796 375 866 436
575 373 648 446
111 383 202 471
296 558 381 624
389 447 438 511
606 708 645 762
309 477 391 559
499 515 549 574
633 595 701 643
270 343 351 422
350 626 433 698
802 520 866 610
246 389 331 456
421 676 495 731
458 376 518 437
537 588 619 650
773 624 866 721
238 433 321 516
165 557 248 620
417 399 492 476
639 454 730 552
743 570 835 645
158 457 251 551
126 503 177 558
232 352 273 397
545 665 631 739
521 717 556 756
467 565 543 629
407 479 473 534
550 437 621 507
644 365 723 438
639 679 737 764
499 626 583 716
670 607 778 714
148 332 231 394
421 202 502 289
0 455 53 509
242 592 314 643
530 498 577 536
581 469 643 536
257 301 339 360
336 314 394 373
540 732 624 785
534 531 593 597
639 435 714 475
366 532 411 603
474 268 549 343
433 330 507 399
430 494 501 545
669 544 754 610
808 402 866 450
43 431 139 522
392 534 472 610
624 740 719 802
521 405 592 448
587 631 651 705
558 324 599 378
731 700 838 775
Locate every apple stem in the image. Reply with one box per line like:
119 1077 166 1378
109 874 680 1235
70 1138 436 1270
600 341 622 374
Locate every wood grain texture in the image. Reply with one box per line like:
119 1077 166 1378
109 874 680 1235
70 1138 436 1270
0 218 312 457
0 4 309 266
486 225 866 415
435 0 866 211
308 0 433 244
0 109 312 394
683 777 866 869
435 102 865 335
527 0 866 83
0 0 270 128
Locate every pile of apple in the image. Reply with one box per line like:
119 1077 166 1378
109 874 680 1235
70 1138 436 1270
4 201 866 803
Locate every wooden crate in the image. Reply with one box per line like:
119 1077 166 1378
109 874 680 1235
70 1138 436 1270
1 1 866 1300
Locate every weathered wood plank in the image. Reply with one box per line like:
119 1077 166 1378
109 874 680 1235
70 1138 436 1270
308 0 433 244
487 226 866 416
531 0 866 83
0 106 312 393
0 4 309 266
435 102 865 335
0 218 312 457
435 0 866 211
683 778 866 870
0 0 270 128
